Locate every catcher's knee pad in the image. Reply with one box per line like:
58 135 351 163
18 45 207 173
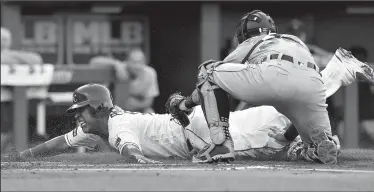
197 63 210 88
197 81 231 145
196 60 224 88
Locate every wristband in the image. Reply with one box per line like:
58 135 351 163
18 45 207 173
284 124 299 141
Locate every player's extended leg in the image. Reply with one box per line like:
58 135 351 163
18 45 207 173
322 47 374 97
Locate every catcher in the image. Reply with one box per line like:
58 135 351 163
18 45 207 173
166 10 374 164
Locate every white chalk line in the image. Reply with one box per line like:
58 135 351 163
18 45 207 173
0 166 282 172
2 165 374 174
1 162 229 167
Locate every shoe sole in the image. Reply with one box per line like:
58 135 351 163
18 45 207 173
336 47 374 84
317 140 338 164
310 128 338 164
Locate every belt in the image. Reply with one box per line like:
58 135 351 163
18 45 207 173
263 53 318 71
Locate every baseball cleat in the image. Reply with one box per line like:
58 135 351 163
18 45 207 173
310 129 339 164
192 140 235 164
288 132 339 164
316 140 338 164
335 47 374 85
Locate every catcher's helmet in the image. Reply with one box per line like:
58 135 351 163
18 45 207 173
66 83 114 115
234 10 277 44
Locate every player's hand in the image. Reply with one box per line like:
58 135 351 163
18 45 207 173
133 155 162 164
1 148 23 162
268 127 288 142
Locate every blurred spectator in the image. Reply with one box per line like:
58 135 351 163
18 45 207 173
123 49 159 113
1 28 43 66
1 27 45 152
1 27 12 51
90 49 159 113
1 27 15 152
350 46 374 147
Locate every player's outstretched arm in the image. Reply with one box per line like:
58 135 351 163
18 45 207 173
10 135 72 161
5 126 102 161
283 124 298 141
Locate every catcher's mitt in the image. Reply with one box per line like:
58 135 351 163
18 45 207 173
165 92 190 127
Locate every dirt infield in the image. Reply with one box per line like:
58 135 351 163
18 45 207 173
2 149 374 191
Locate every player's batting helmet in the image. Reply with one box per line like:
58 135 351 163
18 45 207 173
66 84 114 116
234 10 277 44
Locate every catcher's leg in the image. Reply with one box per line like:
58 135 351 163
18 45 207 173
192 80 235 163
279 73 340 165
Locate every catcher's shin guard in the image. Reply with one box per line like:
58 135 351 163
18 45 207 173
192 60 235 163
197 80 231 145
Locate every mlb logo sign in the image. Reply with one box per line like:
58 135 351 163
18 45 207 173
66 15 149 64
21 16 64 64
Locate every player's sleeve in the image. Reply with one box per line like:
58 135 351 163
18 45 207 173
108 112 142 155
64 126 102 150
